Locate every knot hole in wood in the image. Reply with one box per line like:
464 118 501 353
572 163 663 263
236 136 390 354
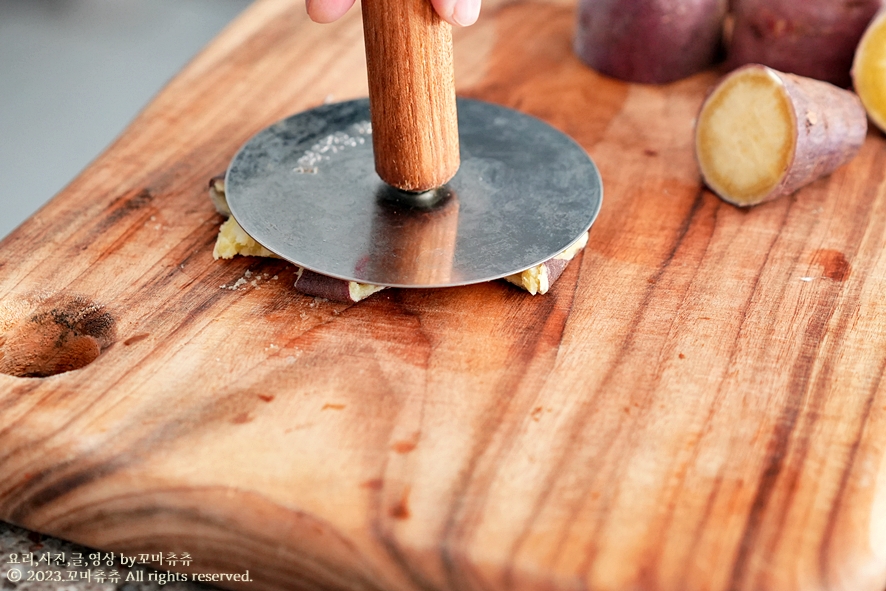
0 293 116 378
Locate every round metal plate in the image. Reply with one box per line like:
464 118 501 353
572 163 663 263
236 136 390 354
225 98 602 288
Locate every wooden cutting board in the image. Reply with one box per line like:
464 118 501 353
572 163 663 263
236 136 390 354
2 0 886 589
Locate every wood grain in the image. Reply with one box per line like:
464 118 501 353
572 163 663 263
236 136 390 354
362 0 460 191
1 0 886 590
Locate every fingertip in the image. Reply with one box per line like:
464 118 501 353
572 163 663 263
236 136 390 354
306 0 357 23
432 0 479 26
452 0 480 26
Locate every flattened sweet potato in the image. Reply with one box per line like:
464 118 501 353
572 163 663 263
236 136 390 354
209 176 588 301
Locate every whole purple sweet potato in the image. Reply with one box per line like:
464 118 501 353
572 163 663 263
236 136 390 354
727 0 883 87
574 0 727 84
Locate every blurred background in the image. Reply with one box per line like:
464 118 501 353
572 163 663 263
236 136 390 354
0 0 253 240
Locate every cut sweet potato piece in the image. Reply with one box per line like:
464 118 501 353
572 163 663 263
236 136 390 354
727 0 883 88
574 0 727 84
852 8 886 133
695 65 866 207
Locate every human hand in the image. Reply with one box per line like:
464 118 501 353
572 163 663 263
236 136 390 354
306 0 481 27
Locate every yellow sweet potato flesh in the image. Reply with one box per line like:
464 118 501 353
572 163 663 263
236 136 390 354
696 68 796 206
853 9 886 133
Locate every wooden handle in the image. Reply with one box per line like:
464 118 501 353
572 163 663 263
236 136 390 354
361 0 460 192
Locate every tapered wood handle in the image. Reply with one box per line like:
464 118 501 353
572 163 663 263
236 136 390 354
361 0 460 192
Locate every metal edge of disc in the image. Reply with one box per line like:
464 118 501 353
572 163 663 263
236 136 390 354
225 97 604 288
453 98 604 281
223 98 370 276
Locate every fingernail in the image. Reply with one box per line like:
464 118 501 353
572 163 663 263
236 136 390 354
452 0 480 26
305 0 318 21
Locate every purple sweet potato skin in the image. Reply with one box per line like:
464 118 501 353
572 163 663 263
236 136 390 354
292 268 355 303
543 258 570 288
775 70 867 200
574 0 727 84
728 0 883 87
